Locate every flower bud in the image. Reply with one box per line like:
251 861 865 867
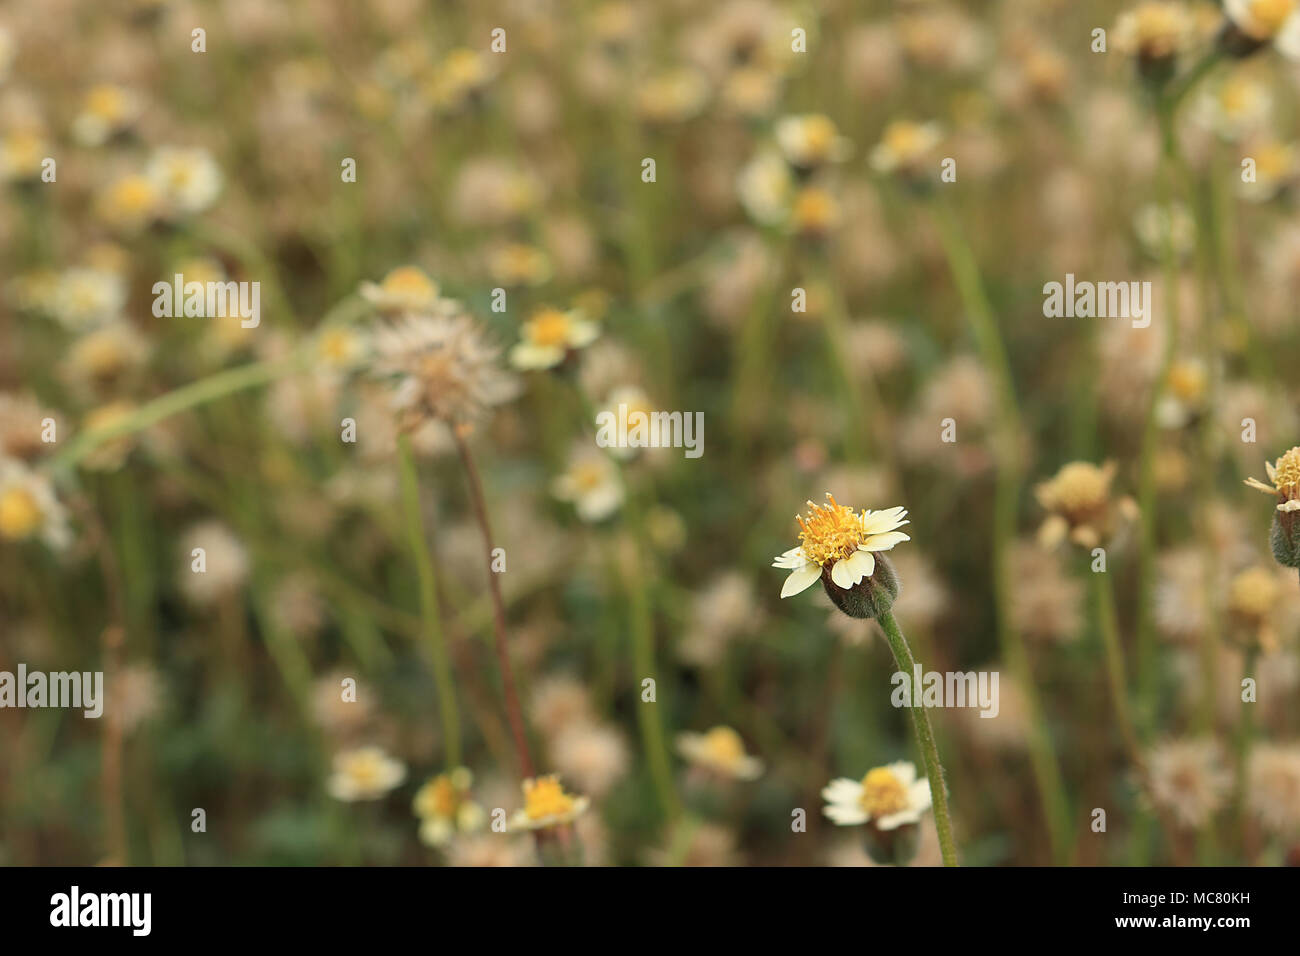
862 819 920 866
821 553 901 620
1271 509 1300 569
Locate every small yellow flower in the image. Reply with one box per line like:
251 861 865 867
327 746 407 801
772 494 910 598
487 243 552 287
509 306 599 370
789 186 840 238
869 120 943 176
1035 460 1136 549
1227 566 1281 651
73 84 141 146
509 774 589 830
552 447 623 521
775 114 851 169
635 69 710 124
1226 0 1299 41
676 726 763 780
359 266 442 313
1244 446 1300 511
0 459 71 548
412 767 486 847
1114 2 1194 61
822 761 933 829
96 174 162 232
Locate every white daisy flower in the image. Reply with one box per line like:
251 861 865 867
773 494 910 599
676 726 763 780
326 746 407 802
822 761 933 830
508 775 590 831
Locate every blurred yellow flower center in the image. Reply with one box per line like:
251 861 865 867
423 777 459 818
86 85 126 119
318 329 355 363
1167 362 1206 402
345 754 387 787
0 486 42 540
703 727 745 766
1045 463 1110 513
1248 0 1295 35
1132 3 1188 55
1255 142 1295 179
527 309 572 347
112 177 157 214
883 121 925 159
860 768 909 817
799 116 837 158
1229 567 1279 618
382 267 436 299
569 461 608 492
796 494 863 568
792 188 836 230
523 776 574 820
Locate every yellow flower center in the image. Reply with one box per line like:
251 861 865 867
799 115 837 159
884 121 926 160
1167 361 1207 403
318 329 355 364
0 486 42 540
527 308 572 348
1045 462 1111 514
792 188 837 231
86 85 126 120
1255 142 1295 180
1271 446 1300 495
1248 0 1295 35
1229 567 1279 618
569 461 608 493
382 267 437 300
796 494 864 568
860 767 909 817
523 775 575 820
110 177 157 215
703 727 745 766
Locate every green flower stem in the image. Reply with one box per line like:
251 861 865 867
397 434 462 770
1091 571 1144 771
49 295 369 475
1233 645 1260 851
877 609 958 867
931 198 1073 864
574 386 681 822
1134 106 1184 728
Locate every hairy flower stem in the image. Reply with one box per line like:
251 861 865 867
932 199 1073 863
877 610 958 867
396 435 462 769
453 429 536 780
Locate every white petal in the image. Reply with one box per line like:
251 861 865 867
772 547 811 569
862 531 910 552
823 804 869 826
836 549 876 586
861 507 909 535
821 778 864 804
886 761 917 787
908 779 933 812
780 565 821 598
875 809 922 831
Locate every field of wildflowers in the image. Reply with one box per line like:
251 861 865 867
3 0 1300 868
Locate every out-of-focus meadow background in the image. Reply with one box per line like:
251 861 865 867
2 0 1300 866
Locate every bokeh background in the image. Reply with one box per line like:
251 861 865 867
2 0 1299 866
